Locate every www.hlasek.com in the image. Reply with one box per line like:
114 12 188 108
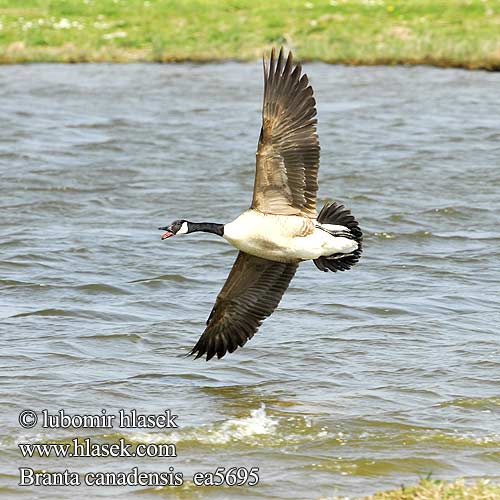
18 409 259 487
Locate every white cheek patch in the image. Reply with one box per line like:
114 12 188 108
177 222 189 235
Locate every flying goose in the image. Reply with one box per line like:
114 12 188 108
159 47 362 361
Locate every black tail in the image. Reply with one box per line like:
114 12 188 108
313 202 363 273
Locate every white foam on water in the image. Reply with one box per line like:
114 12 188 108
125 404 280 446
212 404 279 443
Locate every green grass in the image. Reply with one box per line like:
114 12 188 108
358 478 500 499
0 0 500 68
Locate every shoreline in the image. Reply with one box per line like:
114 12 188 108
1 47 499 71
1 0 500 70
358 478 500 499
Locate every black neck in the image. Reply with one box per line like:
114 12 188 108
188 222 224 237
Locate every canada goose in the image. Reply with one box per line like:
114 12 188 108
159 47 362 361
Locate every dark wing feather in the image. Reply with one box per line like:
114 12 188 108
189 252 298 361
252 47 320 218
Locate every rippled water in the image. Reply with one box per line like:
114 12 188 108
1 62 499 499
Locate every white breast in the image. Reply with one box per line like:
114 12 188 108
223 210 358 263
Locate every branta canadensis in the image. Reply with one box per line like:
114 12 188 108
159 47 362 361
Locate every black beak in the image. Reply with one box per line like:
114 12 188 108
158 226 169 231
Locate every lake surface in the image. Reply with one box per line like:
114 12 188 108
1 62 499 499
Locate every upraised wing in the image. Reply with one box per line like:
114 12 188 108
189 252 298 360
252 47 320 218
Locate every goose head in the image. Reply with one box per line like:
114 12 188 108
159 220 189 240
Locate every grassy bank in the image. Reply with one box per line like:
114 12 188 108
359 479 500 499
0 0 499 68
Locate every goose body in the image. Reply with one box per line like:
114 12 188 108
158 47 363 360
223 210 358 263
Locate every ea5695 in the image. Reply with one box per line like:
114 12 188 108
192 467 259 487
